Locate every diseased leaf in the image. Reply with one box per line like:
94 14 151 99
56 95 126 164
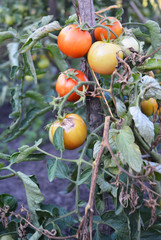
7 42 19 79
129 106 154 145
114 126 143 172
139 75 161 100
20 21 61 53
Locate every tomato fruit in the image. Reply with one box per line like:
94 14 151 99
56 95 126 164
119 36 139 56
5 15 15 26
88 41 123 75
25 75 33 82
57 24 92 58
49 114 87 150
94 17 123 41
56 69 89 102
140 98 158 116
37 58 50 69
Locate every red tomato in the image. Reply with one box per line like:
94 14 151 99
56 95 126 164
57 24 92 58
140 98 158 116
56 69 89 102
88 41 123 75
49 114 87 150
94 17 123 41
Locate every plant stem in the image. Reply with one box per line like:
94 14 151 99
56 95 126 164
0 173 15 180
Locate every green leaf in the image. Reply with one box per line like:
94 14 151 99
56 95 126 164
101 210 130 240
115 126 143 172
95 194 105 214
132 28 149 38
9 84 22 119
97 176 117 198
0 30 16 45
10 139 43 163
145 20 161 55
129 106 154 145
47 158 58 182
53 127 65 151
47 159 69 180
7 42 19 79
20 21 61 53
0 162 4 168
115 97 127 117
0 153 10 161
65 14 78 25
17 171 44 225
78 168 92 185
47 43 68 72
0 194 17 212
25 90 47 107
139 75 161 100
23 50 37 84
93 141 101 159
139 58 161 71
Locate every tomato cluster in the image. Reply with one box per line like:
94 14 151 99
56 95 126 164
49 16 141 150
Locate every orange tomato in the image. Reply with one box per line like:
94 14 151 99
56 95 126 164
140 98 158 116
57 24 92 58
49 114 87 150
94 17 123 41
56 69 89 102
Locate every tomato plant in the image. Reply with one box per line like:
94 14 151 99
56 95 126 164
88 41 123 74
94 17 123 41
140 98 158 116
57 24 92 58
1 1 161 240
49 114 87 149
56 69 89 102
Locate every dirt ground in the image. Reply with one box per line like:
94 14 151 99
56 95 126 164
0 102 89 212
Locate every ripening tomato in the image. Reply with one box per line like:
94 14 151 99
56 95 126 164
56 69 89 102
140 98 158 116
57 24 92 58
94 17 123 41
49 114 87 150
88 41 123 75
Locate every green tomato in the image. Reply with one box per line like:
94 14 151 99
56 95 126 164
120 36 139 56
37 58 50 69
13 4 28 13
5 15 15 26
25 75 33 82
0 235 14 240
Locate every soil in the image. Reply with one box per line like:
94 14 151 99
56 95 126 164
0 102 89 212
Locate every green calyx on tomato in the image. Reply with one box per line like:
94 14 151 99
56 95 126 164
94 17 123 41
56 69 89 102
88 41 123 75
49 113 87 150
57 24 92 58
140 98 158 116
